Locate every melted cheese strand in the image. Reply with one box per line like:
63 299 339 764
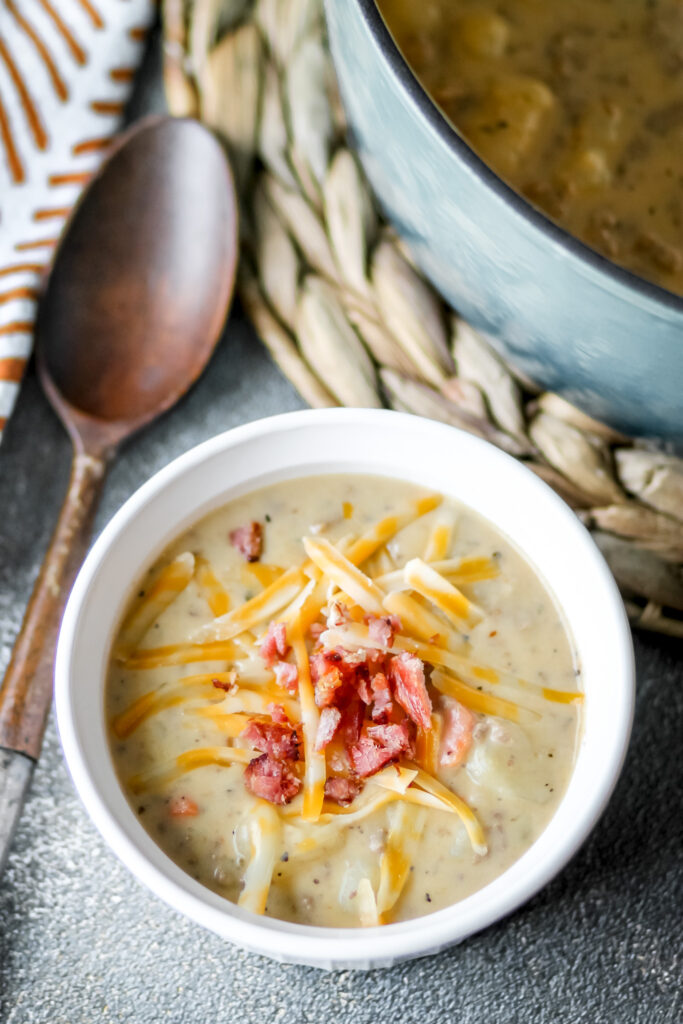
344 493 443 566
423 510 456 561
382 590 455 647
406 763 488 857
238 803 281 915
376 803 425 921
128 746 252 794
374 555 499 591
404 557 481 625
115 553 195 658
430 669 527 723
112 672 237 739
195 556 230 617
290 618 326 821
303 537 386 615
415 713 443 774
124 640 239 670
193 567 306 642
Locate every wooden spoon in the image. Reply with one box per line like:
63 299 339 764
0 117 238 872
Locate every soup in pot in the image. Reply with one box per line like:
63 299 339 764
107 475 582 927
377 0 683 295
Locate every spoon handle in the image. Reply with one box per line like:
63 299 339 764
0 450 107 760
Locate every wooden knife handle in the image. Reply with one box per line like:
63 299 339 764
0 451 107 760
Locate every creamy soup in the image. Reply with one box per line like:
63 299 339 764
377 0 683 295
106 476 581 927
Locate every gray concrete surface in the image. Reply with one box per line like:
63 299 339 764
0 310 681 1024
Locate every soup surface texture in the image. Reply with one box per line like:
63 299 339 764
377 0 683 295
107 476 581 927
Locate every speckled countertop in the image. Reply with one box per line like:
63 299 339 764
1 43 681 1024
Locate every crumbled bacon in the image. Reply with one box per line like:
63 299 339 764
267 703 291 725
168 795 199 817
370 671 393 723
355 673 373 705
324 776 362 806
389 652 432 731
244 754 301 805
349 721 413 778
338 696 365 746
366 614 402 649
308 622 325 641
440 699 475 767
314 666 344 708
242 719 301 761
314 706 342 751
211 676 237 693
274 661 299 694
229 521 263 562
260 621 289 666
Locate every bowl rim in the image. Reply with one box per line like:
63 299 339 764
55 408 635 968
348 0 683 314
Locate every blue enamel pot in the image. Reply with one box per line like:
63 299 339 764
325 0 683 444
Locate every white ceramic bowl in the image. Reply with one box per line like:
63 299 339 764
55 409 634 970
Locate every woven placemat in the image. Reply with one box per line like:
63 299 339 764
162 0 683 637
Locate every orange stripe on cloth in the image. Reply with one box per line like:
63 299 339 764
0 322 33 337
0 36 48 149
90 100 125 115
15 238 57 251
0 357 27 382
35 0 86 65
72 136 110 155
0 263 45 277
4 0 69 101
0 90 23 183
33 207 71 221
110 67 135 83
0 286 39 304
75 0 105 30
49 171 92 186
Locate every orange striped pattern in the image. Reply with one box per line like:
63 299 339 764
0 36 48 149
14 238 58 251
72 135 111 155
0 286 39 304
48 171 92 187
5 0 69 102
0 357 27 382
35 0 86 65
33 207 72 221
0 0 153 443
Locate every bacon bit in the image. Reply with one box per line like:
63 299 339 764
267 703 291 725
244 754 301 805
315 666 344 708
349 721 413 778
324 776 362 806
314 706 342 751
241 720 301 761
370 671 393 723
489 630 498 638
355 673 373 705
339 696 364 746
309 622 325 641
366 614 402 649
229 521 263 562
274 661 299 694
440 700 475 767
212 676 237 693
168 795 199 817
260 621 289 666
389 652 432 731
